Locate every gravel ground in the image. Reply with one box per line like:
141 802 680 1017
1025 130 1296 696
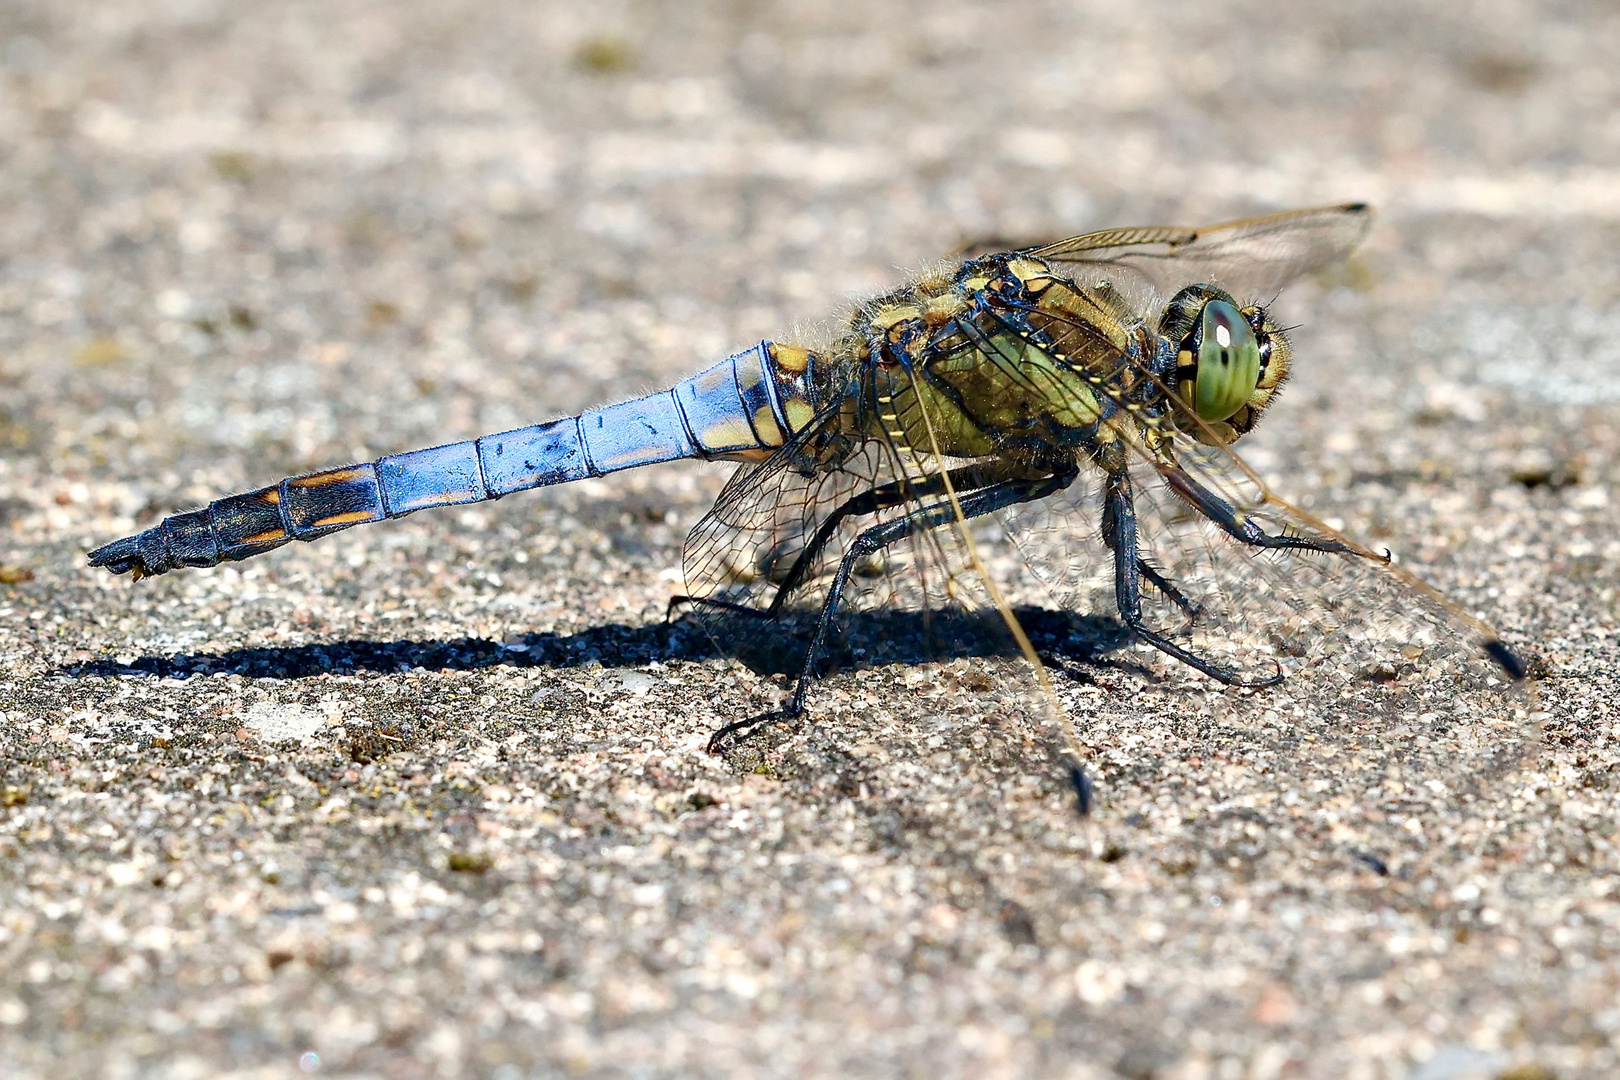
3 2 1619 1078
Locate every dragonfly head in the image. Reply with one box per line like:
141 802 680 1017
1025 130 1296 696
1160 284 1292 443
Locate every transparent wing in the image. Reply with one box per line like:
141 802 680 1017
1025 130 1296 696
682 396 1028 679
1031 203 1373 302
1004 435 1521 692
973 280 1526 700
1000 427 1534 793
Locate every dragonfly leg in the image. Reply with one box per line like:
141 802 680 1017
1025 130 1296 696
1137 558 1202 624
1100 486 1201 627
664 594 770 623
675 462 1034 625
1105 471 1283 688
1161 465 1357 556
707 470 1076 753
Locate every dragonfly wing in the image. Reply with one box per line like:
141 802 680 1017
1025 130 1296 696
1178 434 1524 683
999 430 1533 802
1003 407 1524 694
1031 203 1373 302
683 407 869 619
998 449 1329 683
682 396 1029 677
975 274 1523 696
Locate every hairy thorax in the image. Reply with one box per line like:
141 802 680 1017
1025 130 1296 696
794 255 1166 465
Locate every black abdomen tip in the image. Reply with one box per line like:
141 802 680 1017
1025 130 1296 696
1484 639 1528 681
87 529 174 580
86 535 142 572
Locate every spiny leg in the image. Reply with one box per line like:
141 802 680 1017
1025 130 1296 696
1104 470 1283 689
1160 464 1357 556
1098 481 1201 628
707 470 1077 752
1137 558 1202 624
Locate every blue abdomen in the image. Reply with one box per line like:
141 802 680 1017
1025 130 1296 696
88 342 824 579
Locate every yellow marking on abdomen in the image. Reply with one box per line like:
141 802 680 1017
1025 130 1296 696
311 510 378 528
783 399 815 432
243 528 288 544
701 418 758 448
768 344 810 374
290 469 361 488
752 406 784 446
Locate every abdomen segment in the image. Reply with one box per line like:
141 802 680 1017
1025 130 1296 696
89 342 817 579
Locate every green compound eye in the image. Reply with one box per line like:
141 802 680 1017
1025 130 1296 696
1193 300 1262 422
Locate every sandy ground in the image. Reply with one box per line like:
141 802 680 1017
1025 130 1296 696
2 1 1619 1077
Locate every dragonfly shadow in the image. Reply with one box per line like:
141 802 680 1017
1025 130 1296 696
60 609 1135 684
707 604 1137 678
62 620 713 682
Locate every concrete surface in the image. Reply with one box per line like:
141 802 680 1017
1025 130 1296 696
2 1 1618 1077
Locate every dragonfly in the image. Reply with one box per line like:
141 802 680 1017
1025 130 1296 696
89 203 1526 760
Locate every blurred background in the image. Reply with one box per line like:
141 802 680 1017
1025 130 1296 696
3 2 1619 1079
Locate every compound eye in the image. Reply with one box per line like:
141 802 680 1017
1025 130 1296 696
1193 300 1262 422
